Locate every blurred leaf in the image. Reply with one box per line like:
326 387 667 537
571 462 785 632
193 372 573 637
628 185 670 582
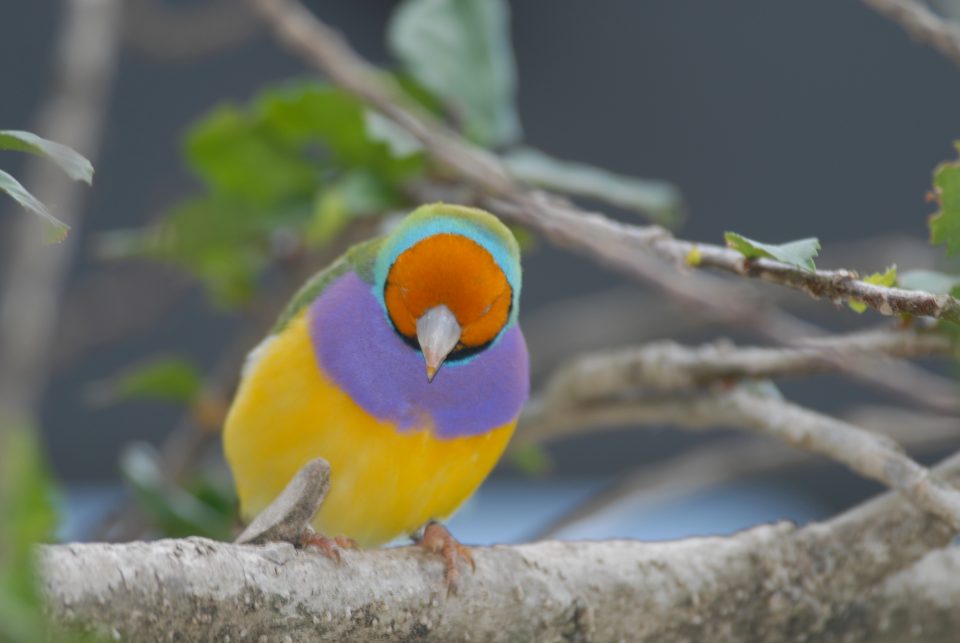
724 232 820 272
108 195 284 307
307 189 350 248
899 269 960 296
0 423 57 642
0 130 93 184
503 147 684 226
307 171 400 248
389 0 520 146
186 106 317 206
930 141 960 255
509 443 553 477
89 356 202 406
508 224 538 253
0 169 69 243
256 82 423 180
120 443 234 540
848 265 897 313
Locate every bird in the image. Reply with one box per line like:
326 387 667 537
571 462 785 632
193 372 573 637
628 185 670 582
223 202 529 589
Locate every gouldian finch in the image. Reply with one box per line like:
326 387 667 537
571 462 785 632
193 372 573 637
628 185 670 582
224 203 529 585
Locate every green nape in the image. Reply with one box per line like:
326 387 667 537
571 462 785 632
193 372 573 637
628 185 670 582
401 202 520 261
273 236 384 334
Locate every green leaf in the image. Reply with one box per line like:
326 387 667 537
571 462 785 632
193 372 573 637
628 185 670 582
899 269 960 296
724 232 821 272
0 423 57 641
186 106 317 206
256 82 423 180
88 356 203 406
120 443 234 540
0 169 69 243
0 130 93 184
509 443 553 477
503 147 683 226
849 265 898 313
389 0 520 146
930 141 960 255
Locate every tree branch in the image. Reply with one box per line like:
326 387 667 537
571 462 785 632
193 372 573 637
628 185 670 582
248 0 960 325
535 405 960 538
863 0 960 68
539 328 953 406
39 452 960 642
520 340 960 531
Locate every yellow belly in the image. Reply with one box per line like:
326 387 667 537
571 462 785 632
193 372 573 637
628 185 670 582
223 312 516 547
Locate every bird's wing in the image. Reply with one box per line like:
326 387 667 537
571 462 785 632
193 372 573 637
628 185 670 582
272 236 384 334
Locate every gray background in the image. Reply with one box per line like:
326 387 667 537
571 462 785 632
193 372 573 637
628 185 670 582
1 1 957 493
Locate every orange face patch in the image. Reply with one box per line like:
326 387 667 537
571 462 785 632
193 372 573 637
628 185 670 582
384 234 511 348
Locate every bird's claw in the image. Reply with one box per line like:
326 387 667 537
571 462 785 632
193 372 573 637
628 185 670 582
298 531 358 564
415 521 474 595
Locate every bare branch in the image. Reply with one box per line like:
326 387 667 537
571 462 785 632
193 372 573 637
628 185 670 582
536 406 960 538
540 329 953 407
248 0 960 325
521 370 960 530
863 0 960 68
39 452 960 642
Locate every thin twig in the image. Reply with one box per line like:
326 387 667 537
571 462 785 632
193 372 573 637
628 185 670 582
249 0 960 325
249 0 960 417
521 382 960 532
540 328 954 408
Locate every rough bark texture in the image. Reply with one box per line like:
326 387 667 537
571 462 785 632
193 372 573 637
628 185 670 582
38 452 960 642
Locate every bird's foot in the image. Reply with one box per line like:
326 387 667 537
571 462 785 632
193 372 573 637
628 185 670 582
414 521 475 595
297 531 358 564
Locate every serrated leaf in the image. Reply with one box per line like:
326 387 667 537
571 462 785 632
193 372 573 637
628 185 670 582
503 147 684 226
0 169 69 243
899 269 960 296
0 130 93 184
724 231 820 272
89 356 202 406
849 265 898 313
389 0 520 147
930 141 960 255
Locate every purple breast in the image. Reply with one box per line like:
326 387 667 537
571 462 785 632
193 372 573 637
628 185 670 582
308 272 529 439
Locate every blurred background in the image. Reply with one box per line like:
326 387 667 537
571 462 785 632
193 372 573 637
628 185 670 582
1 0 959 546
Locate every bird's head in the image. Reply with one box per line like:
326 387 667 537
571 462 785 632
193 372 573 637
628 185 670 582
374 203 522 382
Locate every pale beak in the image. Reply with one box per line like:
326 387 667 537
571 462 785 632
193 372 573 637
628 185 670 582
416 304 461 382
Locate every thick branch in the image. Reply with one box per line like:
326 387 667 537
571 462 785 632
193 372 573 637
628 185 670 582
40 451 960 642
249 0 960 325
863 0 960 68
